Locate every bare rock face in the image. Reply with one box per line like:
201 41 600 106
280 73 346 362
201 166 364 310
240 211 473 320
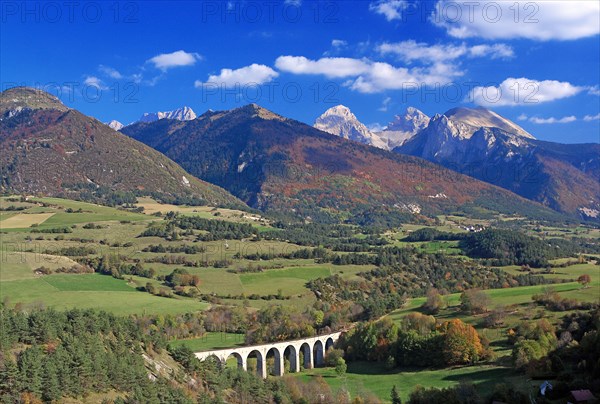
379 107 430 149
395 108 599 217
314 105 388 149
107 120 124 131
444 107 534 139
139 106 197 123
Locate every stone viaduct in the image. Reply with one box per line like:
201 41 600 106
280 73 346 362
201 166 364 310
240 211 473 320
195 331 343 378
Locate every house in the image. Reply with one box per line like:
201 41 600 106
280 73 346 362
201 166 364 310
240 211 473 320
570 389 596 403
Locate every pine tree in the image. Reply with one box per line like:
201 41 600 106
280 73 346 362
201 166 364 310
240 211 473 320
391 385 402 404
18 345 44 396
42 359 61 402
0 358 20 398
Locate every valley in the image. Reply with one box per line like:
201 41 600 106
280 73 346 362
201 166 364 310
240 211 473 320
1 193 598 403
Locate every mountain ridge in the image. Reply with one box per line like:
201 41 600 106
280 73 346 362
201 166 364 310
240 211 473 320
122 102 563 223
396 113 599 218
0 87 243 207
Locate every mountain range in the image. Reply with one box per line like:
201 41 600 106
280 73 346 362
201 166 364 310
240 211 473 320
138 106 197 123
104 106 198 130
2 87 595 223
314 105 599 219
122 103 560 223
0 87 241 207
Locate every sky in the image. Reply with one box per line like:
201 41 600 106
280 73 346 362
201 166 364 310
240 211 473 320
1 0 599 143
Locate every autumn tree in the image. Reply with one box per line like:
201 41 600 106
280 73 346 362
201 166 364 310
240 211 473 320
577 274 591 288
441 319 484 365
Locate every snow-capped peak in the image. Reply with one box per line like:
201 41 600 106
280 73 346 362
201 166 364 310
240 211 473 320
106 120 124 131
139 106 197 123
443 107 534 139
314 105 388 149
379 107 430 148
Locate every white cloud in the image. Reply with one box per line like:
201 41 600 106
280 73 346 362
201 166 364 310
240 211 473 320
98 65 123 79
517 113 528 121
83 76 107 90
275 55 463 93
378 96 392 112
584 113 600 121
369 0 408 21
367 122 387 132
323 40 349 56
284 0 302 5
469 77 583 107
331 39 347 48
195 64 279 88
529 116 577 124
275 56 371 78
377 40 513 63
468 44 514 59
432 0 600 41
148 50 202 71
588 86 600 96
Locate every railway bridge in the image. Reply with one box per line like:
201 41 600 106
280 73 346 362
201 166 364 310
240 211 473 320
195 331 343 378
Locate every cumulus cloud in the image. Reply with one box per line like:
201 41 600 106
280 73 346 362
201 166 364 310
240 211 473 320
584 113 600 121
195 64 279 88
148 50 202 71
377 40 513 63
529 116 577 124
469 77 583 107
432 0 600 41
369 0 408 21
517 113 528 121
275 55 462 93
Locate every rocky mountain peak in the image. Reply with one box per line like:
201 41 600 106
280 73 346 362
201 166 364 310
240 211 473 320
387 107 430 132
379 107 430 149
106 120 124 131
139 106 197 123
314 105 388 149
444 107 534 139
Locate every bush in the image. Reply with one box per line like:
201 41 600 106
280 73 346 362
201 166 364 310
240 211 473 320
324 348 344 367
460 289 490 314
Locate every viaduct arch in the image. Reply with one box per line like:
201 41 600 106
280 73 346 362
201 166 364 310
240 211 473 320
194 331 342 378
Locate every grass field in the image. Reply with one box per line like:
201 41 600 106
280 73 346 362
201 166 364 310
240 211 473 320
0 275 209 316
295 361 530 403
0 252 79 281
239 266 331 295
0 212 55 229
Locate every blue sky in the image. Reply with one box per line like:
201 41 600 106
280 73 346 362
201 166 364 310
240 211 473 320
2 0 599 143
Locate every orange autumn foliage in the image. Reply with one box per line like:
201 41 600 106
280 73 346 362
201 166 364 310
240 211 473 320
440 318 484 365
